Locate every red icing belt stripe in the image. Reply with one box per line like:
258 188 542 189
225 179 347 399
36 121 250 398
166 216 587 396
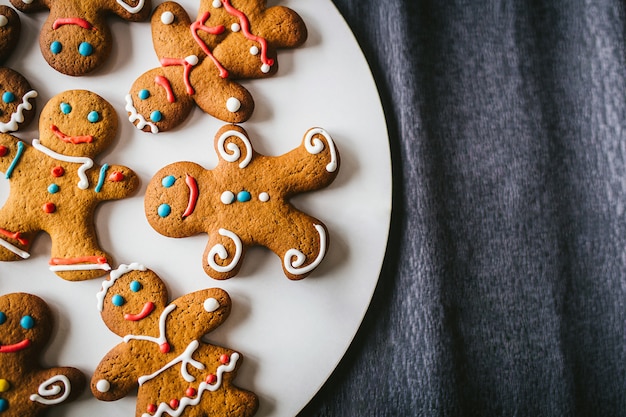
124 302 155 321
190 12 229 79
0 228 28 246
51 124 93 144
221 0 274 68
49 256 108 266
154 75 176 103
0 339 31 353
182 174 198 218
160 57 196 95
52 17 96 31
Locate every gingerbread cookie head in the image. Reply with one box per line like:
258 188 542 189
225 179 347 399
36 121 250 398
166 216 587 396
0 292 85 416
9 0 151 76
126 0 307 133
92 265 257 417
38 89 117 158
0 67 37 133
0 5 20 63
0 90 138 281
145 125 339 280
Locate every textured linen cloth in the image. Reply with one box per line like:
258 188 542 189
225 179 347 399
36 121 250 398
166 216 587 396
301 1 626 416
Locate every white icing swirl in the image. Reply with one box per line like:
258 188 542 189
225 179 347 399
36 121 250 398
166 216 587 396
284 224 327 276
207 228 242 273
29 375 71 405
217 130 252 169
304 128 338 173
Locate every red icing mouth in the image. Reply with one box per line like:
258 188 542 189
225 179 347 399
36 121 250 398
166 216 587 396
182 174 198 218
0 339 31 353
52 17 96 31
51 124 93 144
124 302 155 321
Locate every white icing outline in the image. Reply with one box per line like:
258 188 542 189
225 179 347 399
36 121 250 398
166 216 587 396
123 304 176 347
116 0 145 14
29 375 71 405
125 94 159 134
304 128 338 173
50 262 111 273
140 352 240 417
0 90 38 133
217 130 252 169
32 139 94 190
96 262 147 311
284 224 327 276
207 228 242 273
0 237 30 258
138 340 204 386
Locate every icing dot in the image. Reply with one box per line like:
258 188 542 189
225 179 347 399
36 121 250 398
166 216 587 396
226 97 241 113
231 23 241 32
0 15 8 28
50 41 62 54
219 354 230 364
169 399 179 409
20 315 34 329
185 55 199 66
212 0 222 7
109 171 124 182
147 404 157 413
0 146 8 157
47 184 60 194
162 175 176 188
96 379 110 393
0 312 6 324
2 92 15 104
237 190 251 202
220 191 235 205
51 166 65 177
158 203 171 218
22 0 34 3
206 374 217 384
111 294 125 307
138 89 150 100
0 398 7 412
259 192 270 202
185 387 197 397
150 110 162 123
129 280 142 292
78 42 93 57
60 102 72 115
161 11 175 25
42 202 56 213
261 63 271 73
204 298 219 312
160 342 170 353
87 111 100 123
250 46 259 56
0 379 9 392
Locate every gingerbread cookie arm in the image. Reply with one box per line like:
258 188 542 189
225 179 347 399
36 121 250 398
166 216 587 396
88 163 139 201
202 228 247 280
151 2 204 59
257 6 308 48
0 133 24 176
9 0 49 13
30 367 86 408
168 288 231 342
91 344 142 401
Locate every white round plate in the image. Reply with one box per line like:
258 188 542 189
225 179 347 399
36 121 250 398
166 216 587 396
0 0 391 416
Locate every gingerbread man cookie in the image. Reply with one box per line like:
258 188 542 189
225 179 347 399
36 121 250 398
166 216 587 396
92 264 259 417
144 124 339 280
0 67 37 133
0 5 20 64
9 0 151 76
126 0 307 133
0 90 139 281
0 292 85 416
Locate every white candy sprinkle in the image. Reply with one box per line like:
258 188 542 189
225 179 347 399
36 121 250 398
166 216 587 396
161 11 174 25
250 46 259 56
259 192 270 202
226 97 241 113
96 379 110 393
221 191 235 205
231 23 241 32
204 298 220 312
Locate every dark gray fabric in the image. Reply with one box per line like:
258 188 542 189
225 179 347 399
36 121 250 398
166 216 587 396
300 1 626 416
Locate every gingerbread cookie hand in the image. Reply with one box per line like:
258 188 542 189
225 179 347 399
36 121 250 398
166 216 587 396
0 292 85 416
126 0 307 133
10 0 151 76
92 264 258 417
0 90 139 281
145 125 340 280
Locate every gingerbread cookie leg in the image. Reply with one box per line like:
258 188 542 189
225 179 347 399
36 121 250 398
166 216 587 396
203 228 248 280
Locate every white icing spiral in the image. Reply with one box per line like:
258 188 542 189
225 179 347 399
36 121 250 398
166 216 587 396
29 375 71 405
207 229 243 273
304 128 338 173
216 130 252 169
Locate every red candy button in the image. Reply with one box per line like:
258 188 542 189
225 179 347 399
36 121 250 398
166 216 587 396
0 146 7 157
42 202 56 213
109 171 124 182
219 354 230 364
185 387 197 397
205 374 217 384
51 166 65 177
146 403 157 413
169 399 179 409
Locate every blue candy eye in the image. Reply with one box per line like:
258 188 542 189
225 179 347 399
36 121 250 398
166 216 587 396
150 110 162 123
157 204 171 218
2 92 15 104
0 312 6 325
60 102 72 114
78 42 93 57
20 315 34 330
138 89 150 100
87 111 100 123
130 280 142 292
111 294 125 307
50 41 62 54
162 175 176 188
